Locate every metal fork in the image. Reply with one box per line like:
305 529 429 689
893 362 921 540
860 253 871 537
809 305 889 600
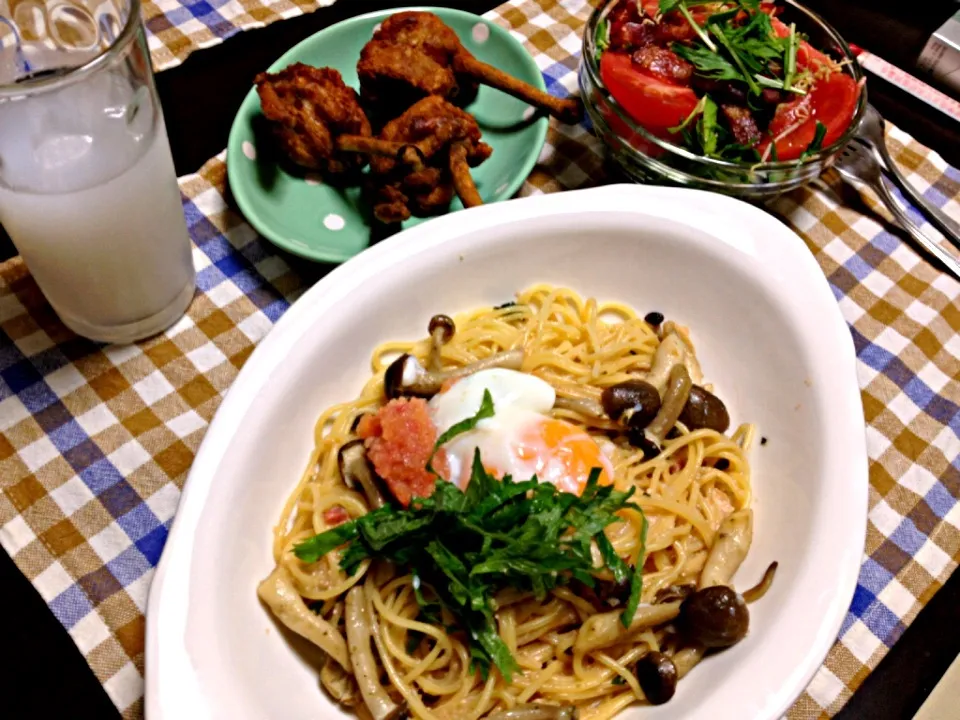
856 105 960 250
833 140 960 280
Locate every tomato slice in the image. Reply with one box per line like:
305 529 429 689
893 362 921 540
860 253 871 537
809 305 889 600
640 0 659 15
598 95 674 159
759 72 859 161
769 15 832 71
600 51 699 130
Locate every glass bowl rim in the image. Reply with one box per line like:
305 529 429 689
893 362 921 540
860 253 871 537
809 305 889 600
581 0 868 172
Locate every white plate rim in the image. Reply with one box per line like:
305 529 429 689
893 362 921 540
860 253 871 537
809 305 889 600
146 184 868 720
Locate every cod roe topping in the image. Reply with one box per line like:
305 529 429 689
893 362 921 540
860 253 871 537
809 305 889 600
358 397 439 506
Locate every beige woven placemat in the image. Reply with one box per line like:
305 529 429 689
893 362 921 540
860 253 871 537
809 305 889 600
143 0 337 70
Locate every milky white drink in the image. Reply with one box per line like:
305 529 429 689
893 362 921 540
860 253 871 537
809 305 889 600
0 28 195 344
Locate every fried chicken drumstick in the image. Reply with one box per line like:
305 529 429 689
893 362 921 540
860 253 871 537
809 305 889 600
255 63 426 178
358 11 582 123
369 96 492 223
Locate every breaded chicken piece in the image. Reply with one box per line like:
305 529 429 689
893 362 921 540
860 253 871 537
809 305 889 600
255 63 372 177
356 10 580 123
369 97 492 223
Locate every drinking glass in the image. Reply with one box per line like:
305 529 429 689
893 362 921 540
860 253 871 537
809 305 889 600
0 0 195 343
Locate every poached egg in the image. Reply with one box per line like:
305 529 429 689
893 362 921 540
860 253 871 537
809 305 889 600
429 368 614 495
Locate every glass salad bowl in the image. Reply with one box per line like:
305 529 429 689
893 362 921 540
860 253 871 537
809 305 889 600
579 0 867 200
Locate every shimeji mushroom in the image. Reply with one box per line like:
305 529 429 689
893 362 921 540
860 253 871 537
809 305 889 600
672 510 778 659
344 586 408 720
601 379 662 428
634 651 679 705
257 567 351 671
700 509 753 590
573 601 683 655
383 348 524 399
337 440 385 509
427 314 455 371
678 585 751 649
596 329 731 455
552 394 608 420
679 385 731 433
628 363 693 459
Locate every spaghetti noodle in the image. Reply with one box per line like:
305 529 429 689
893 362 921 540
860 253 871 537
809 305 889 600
259 285 766 720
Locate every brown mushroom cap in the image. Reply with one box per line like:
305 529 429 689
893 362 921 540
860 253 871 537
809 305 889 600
678 585 749 648
635 651 678 705
428 314 456 342
679 386 730 433
601 380 661 427
427 314 456 371
625 429 662 460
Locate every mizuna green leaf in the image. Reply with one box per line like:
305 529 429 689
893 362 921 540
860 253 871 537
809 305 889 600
293 448 646 680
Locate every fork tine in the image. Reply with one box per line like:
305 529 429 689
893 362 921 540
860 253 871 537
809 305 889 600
831 139 960 279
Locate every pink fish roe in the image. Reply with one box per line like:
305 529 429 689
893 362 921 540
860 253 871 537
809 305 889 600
357 398 439 506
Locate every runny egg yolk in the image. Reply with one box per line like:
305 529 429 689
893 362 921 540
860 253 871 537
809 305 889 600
428 368 614 496
510 416 615 495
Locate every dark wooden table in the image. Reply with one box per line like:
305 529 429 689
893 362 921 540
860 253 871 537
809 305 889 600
3 1 960 718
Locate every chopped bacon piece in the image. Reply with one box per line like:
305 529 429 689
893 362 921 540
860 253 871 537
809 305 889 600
609 3 657 53
614 21 656 51
323 505 350 526
607 0 642 27
631 46 693 86
720 104 761 146
608 1 644 50
358 397 438 506
654 16 700 44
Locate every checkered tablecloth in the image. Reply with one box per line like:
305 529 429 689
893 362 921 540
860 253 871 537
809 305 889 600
143 0 337 70
2 0 959 718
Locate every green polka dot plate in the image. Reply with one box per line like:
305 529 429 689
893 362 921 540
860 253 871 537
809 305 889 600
226 7 550 264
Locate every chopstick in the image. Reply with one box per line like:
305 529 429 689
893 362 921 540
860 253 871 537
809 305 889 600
849 43 960 124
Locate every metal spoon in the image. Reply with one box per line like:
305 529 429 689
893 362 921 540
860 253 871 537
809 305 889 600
857 104 960 249
833 140 960 280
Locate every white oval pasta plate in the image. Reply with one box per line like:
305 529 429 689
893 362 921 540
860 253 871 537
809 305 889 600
145 185 868 720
